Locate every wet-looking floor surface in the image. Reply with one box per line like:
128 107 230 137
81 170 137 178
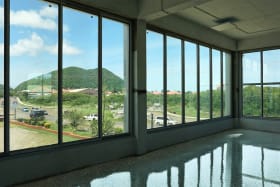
17 129 280 187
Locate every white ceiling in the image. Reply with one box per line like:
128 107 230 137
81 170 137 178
176 0 280 39
74 0 280 40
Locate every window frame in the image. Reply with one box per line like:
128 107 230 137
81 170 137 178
0 0 132 155
241 49 280 120
146 26 233 131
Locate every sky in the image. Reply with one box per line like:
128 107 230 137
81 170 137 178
242 51 280 84
0 1 278 90
0 0 128 88
146 30 229 92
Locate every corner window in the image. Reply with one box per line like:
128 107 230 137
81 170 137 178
102 18 129 136
146 31 163 129
242 50 280 118
199 45 210 120
212 49 221 118
146 29 232 129
185 42 197 122
167 36 182 125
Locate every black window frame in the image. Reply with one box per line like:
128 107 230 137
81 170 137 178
146 26 233 131
241 48 280 120
0 0 132 155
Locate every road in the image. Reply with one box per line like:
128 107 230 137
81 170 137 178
9 97 58 123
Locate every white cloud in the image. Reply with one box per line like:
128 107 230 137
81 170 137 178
46 41 82 55
10 33 44 56
10 7 57 30
39 6 57 19
63 41 82 55
0 7 3 28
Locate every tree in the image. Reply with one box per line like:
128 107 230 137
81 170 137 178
64 109 83 131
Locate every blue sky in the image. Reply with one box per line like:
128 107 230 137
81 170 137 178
1 1 278 90
147 31 226 92
0 0 127 88
243 51 280 84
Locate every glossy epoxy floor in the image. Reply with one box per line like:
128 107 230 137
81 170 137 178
17 129 280 187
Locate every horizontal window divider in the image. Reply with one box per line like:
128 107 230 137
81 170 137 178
242 83 262 86
262 82 280 85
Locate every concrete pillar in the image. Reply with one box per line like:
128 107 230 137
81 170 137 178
133 20 147 155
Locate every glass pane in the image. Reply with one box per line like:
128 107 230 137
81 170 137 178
223 52 231 116
185 42 197 123
167 36 181 125
242 85 261 116
263 49 280 83
263 148 280 182
263 85 280 118
0 0 3 153
199 46 210 120
146 31 163 129
102 18 129 136
62 7 98 142
10 0 58 150
242 52 260 84
212 49 221 118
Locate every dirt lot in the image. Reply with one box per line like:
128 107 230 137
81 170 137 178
0 126 77 151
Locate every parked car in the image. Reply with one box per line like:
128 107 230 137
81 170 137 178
154 116 176 126
22 107 29 112
30 109 45 118
83 114 98 121
41 110 48 115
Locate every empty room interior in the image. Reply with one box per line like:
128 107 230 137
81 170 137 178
1 0 280 186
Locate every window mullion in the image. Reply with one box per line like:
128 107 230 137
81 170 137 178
4 0 10 153
197 45 200 121
260 51 264 118
58 1 63 144
181 40 185 124
210 48 213 119
98 16 103 138
163 35 167 127
221 51 224 117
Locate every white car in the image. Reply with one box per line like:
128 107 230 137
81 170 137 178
83 114 98 121
154 116 176 126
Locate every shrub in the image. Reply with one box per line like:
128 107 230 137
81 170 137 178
44 122 51 129
17 118 24 122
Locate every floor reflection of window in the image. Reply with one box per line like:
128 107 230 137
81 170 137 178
242 145 280 186
90 172 131 187
200 153 211 187
242 145 262 178
263 148 280 184
171 167 179 187
147 171 168 187
184 158 198 187
212 147 222 186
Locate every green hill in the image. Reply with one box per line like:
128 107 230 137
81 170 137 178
15 67 124 92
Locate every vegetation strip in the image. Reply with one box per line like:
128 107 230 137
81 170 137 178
11 120 90 140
